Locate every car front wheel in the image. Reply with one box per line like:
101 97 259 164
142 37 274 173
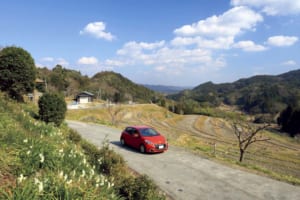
140 144 146 153
120 138 126 146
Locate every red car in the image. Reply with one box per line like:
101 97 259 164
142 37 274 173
120 126 168 153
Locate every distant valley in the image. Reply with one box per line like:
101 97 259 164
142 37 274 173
142 84 193 94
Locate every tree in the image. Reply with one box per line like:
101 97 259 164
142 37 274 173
107 104 123 126
231 120 270 162
0 46 36 101
38 93 67 126
49 65 69 92
278 105 300 137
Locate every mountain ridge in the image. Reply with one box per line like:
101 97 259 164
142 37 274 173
169 69 300 115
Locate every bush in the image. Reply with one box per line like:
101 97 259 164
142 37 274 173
117 175 165 200
81 139 125 176
38 93 67 126
68 129 82 144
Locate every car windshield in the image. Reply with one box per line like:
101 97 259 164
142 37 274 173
140 128 159 136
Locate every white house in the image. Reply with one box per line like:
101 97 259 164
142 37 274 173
74 91 94 104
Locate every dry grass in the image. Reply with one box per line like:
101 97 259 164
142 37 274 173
66 104 300 185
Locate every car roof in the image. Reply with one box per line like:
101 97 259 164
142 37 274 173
127 125 151 129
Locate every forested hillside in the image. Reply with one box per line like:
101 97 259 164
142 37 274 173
169 69 300 115
37 66 158 103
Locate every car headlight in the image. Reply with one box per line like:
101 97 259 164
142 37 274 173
144 140 153 145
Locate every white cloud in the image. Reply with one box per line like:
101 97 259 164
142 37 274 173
267 35 298 46
171 36 234 49
40 57 54 62
117 41 165 55
77 56 99 65
174 6 263 38
57 58 69 66
154 65 166 72
233 40 267 51
80 21 115 41
231 0 300 15
39 57 69 67
116 41 216 67
172 6 263 52
105 59 126 67
281 60 297 66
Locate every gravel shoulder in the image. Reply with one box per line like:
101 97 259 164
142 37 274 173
67 120 300 200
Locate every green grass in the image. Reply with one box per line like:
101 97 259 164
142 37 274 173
0 93 165 200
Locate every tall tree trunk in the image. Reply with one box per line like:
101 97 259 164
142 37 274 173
239 149 244 162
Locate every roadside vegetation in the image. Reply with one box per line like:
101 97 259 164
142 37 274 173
0 93 165 199
67 104 300 185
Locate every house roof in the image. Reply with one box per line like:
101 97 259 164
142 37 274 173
76 91 94 97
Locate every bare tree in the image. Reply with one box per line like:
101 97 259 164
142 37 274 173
107 104 123 126
231 120 270 162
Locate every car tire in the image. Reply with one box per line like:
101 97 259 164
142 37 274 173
120 138 126 146
140 144 146 153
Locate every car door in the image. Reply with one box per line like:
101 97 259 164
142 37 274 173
124 127 134 146
130 128 141 149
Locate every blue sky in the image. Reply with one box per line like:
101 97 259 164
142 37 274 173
1 0 299 86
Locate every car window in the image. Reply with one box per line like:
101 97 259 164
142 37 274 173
125 127 133 134
125 127 137 135
140 128 159 136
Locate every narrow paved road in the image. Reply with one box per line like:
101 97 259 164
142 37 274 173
67 120 300 200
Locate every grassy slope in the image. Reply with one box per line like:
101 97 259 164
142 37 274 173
67 104 300 185
0 94 165 199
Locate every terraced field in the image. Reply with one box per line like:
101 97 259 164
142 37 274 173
66 103 300 184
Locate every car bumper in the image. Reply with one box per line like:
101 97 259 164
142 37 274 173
145 143 168 153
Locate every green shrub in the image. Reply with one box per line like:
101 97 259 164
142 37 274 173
81 139 125 176
38 93 67 126
68 129 82 144
117 175 165 200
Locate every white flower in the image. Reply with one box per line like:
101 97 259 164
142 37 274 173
18 174 26 183
23 139 28 143
81 170 86 178
38 181 43 193
34 178 43 193
66 179 72 185
83 158 87 165
39 153 45 163
96 183 99 187
59 171 64 178
90 169 95 176
34 177 39 184
100 180 104 186
64 174 68 181
26 150 31 155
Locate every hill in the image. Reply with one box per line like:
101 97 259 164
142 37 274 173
37 66 158 103
90 71 156 103
169 69 300 115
